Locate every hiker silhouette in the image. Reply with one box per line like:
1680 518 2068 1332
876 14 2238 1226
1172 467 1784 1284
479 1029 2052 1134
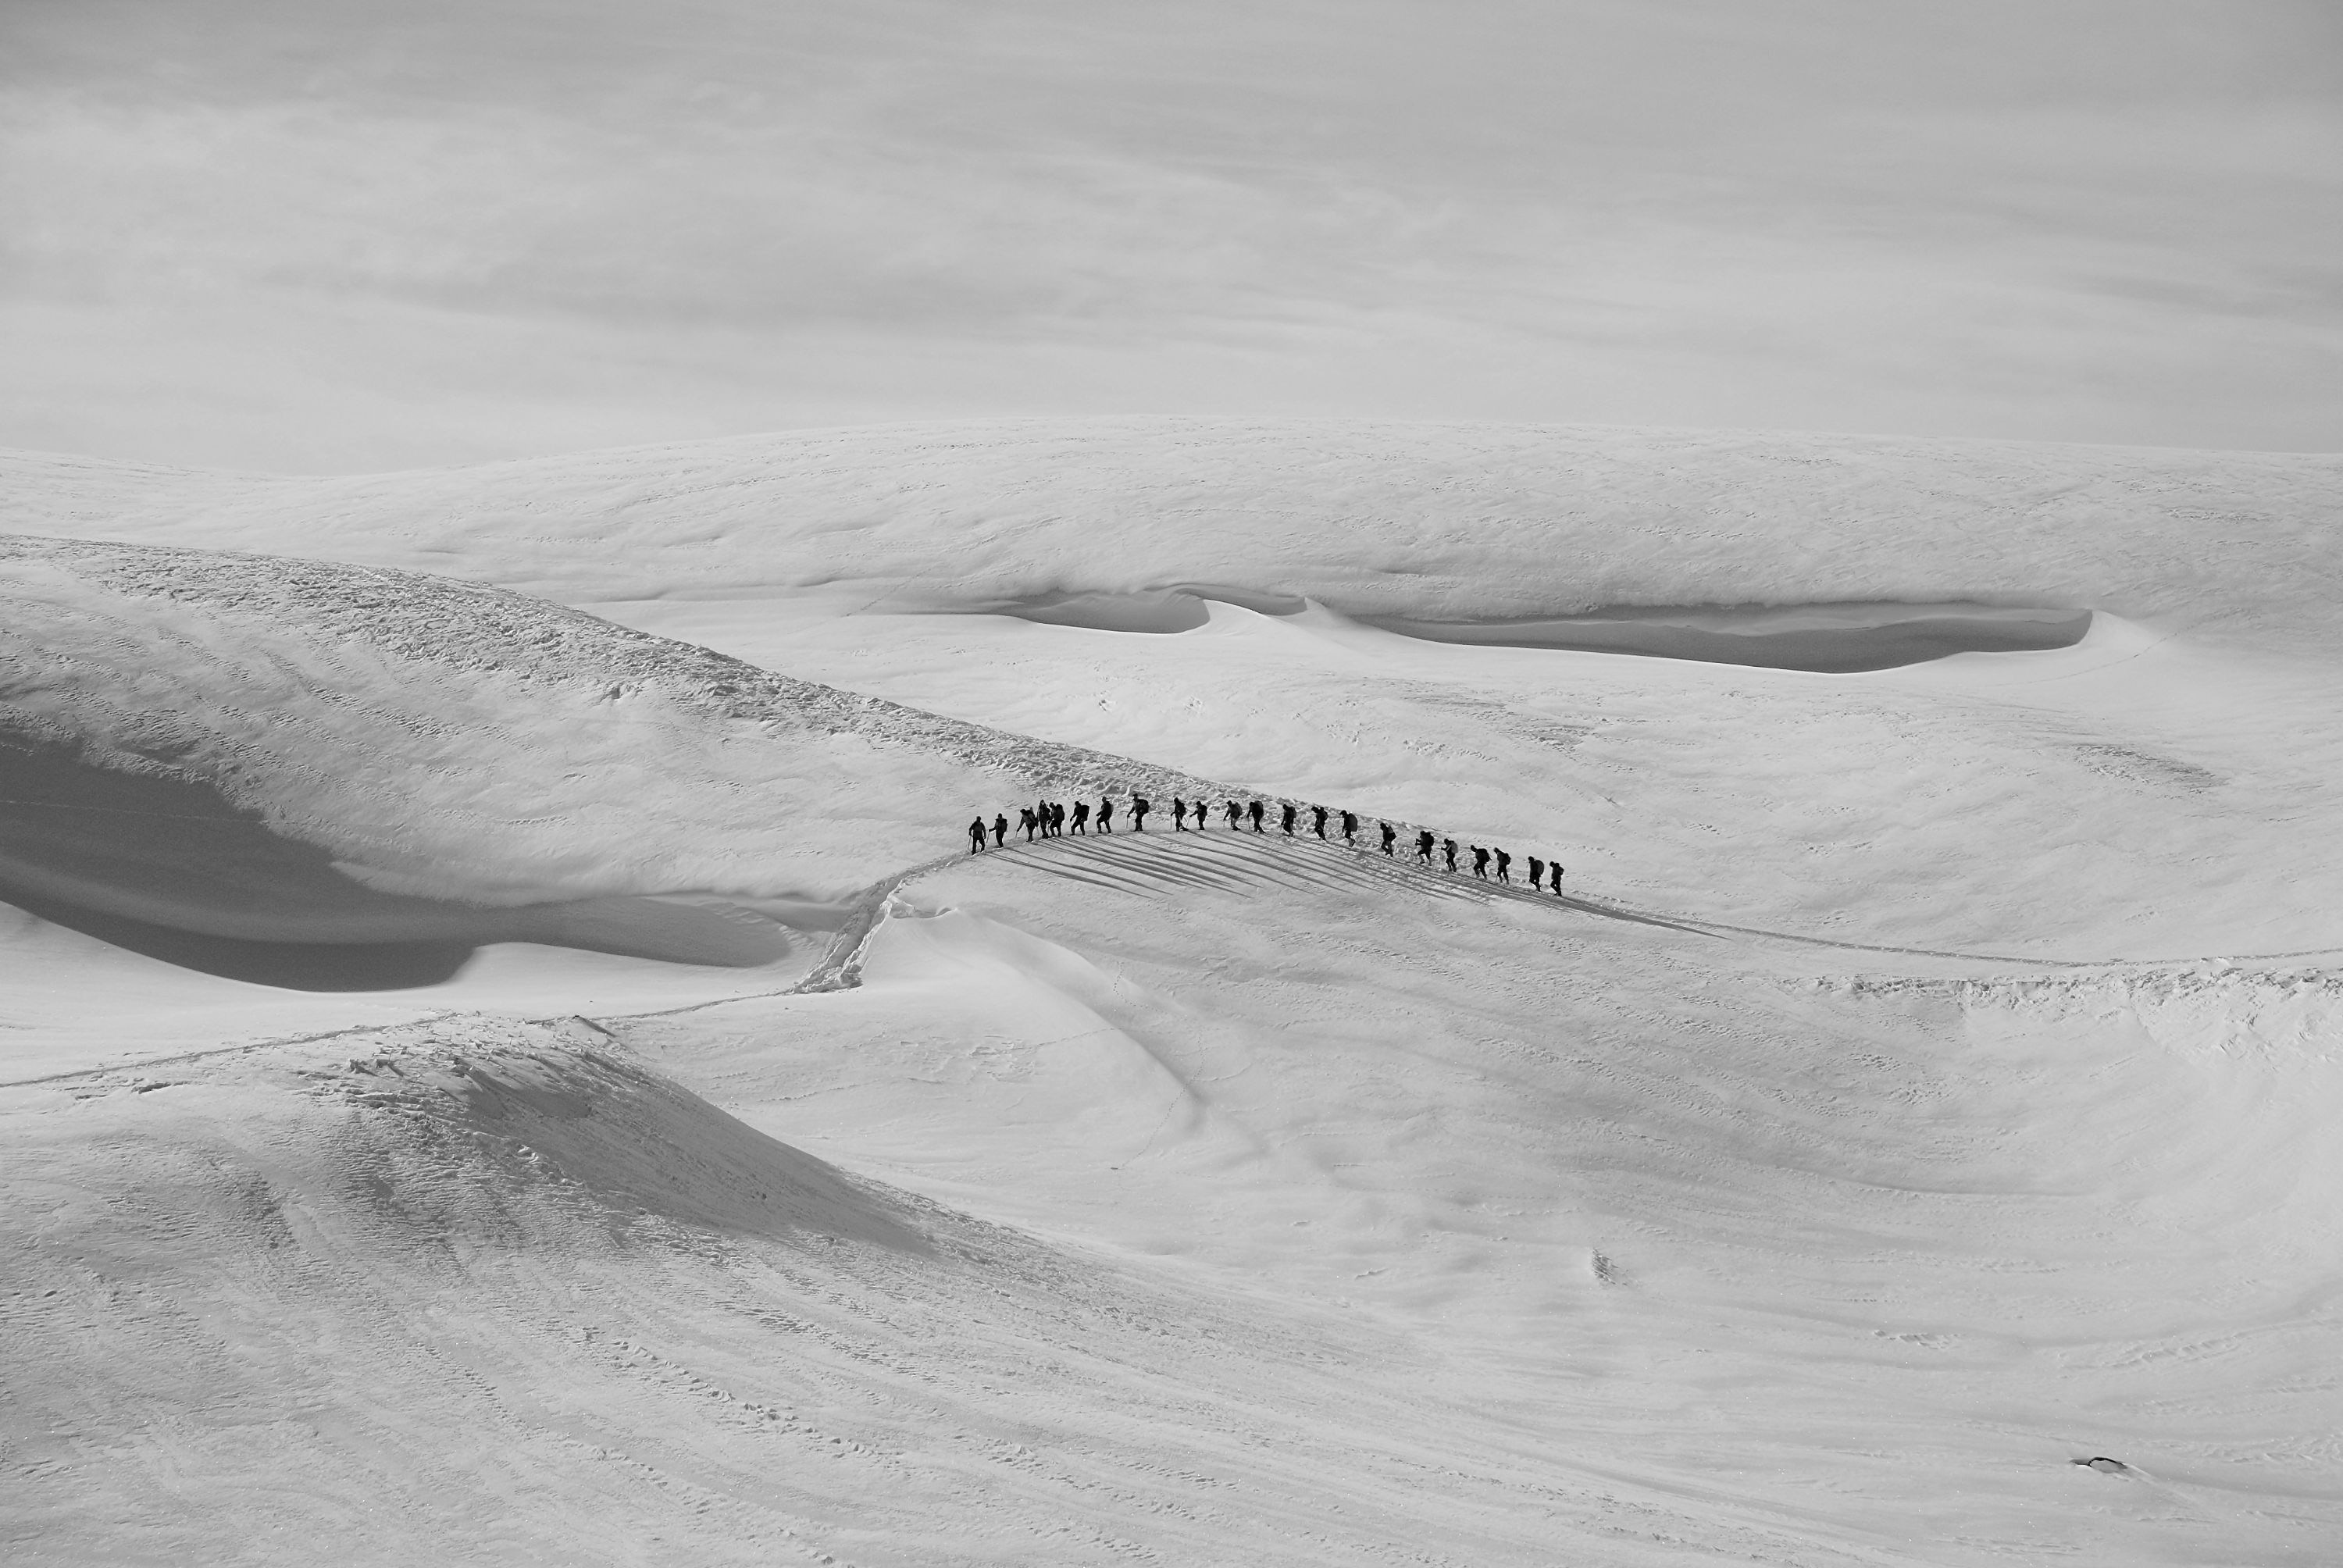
992 814 1007 847
1416 829 1435 863
1281 803 1296 835
1443 838 1458 871
1132 796 1150 830
1248 800 1265 832
1379 822 1396 855
968 818 987 853
1312 805 1328 839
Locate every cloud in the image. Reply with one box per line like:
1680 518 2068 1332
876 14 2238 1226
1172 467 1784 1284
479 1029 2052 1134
2 0 2339 467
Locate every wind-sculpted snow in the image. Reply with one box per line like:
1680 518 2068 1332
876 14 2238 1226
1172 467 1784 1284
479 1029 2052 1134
5 418 2339 650
7 1015 1811 1566
0 535 1243 956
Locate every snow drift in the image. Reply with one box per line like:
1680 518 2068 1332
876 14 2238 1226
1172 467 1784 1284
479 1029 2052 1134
0 534 1233 962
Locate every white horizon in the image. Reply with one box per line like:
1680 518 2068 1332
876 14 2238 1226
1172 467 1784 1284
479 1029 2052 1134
5 0 2339 472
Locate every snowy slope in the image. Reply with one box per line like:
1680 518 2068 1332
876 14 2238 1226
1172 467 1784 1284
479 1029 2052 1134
5 418 2341 1564
0 534 1246 934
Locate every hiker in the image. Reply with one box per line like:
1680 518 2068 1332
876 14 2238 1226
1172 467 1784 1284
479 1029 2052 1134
1312 805 1328 839
993 813 1008 847
1340 811 1357 846
1443 838 1458 871
1098 798 1114 833
1196 799 1210 829
1225 800 1242 829
1132 795 1150 831
1416 829 1435 864
1050 801 1066 836
1471 846 1489 878
1019 807 1037 842
1527 854 1543 887
1072 800 1091 835
1549 861 1565 894
1172 796 1187 831
1379 821 1396 856
1248 800 1265 832
968 817 987 853
1494 848 1510 883
1281 803 1297 836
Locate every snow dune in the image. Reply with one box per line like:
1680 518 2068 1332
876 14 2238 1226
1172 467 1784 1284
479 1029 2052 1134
6 418 2343 1563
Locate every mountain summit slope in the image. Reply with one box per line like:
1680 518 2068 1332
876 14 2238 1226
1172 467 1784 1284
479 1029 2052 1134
0 534 1225 950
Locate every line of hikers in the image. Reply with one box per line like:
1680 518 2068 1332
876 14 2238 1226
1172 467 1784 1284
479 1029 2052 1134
966 793 1567 895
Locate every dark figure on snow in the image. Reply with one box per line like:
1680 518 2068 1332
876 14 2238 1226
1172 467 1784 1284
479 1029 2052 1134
1019 807 1037 842
1312 805 1328 839
1527 854 1543 887
1038 800 1054 837
1248 800 1265 832
1379 821 1396 856
1281 803 1297 835
993 814 1008 847
968 818 987 853
1196 800 1210 829
1172 796 1188 830
1098 799 1114 832
1225 800 1242 829
1340 811 1358 845
1494 849 1510 883
1132 796 1150 831
1072 800 1091 834
1549 861 1565 894
1443 838 1458 871
1471 846 1489 878
1416 829 1435 863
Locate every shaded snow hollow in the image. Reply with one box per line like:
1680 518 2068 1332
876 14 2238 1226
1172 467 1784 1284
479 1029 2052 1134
996 587 2094 670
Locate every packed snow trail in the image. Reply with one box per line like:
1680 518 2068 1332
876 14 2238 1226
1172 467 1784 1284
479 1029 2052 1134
904 826 2343 978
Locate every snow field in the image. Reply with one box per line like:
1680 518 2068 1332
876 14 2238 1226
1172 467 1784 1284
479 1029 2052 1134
7 418 2343 1563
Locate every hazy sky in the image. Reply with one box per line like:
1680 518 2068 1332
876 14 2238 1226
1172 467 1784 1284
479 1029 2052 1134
5 0 2339 470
